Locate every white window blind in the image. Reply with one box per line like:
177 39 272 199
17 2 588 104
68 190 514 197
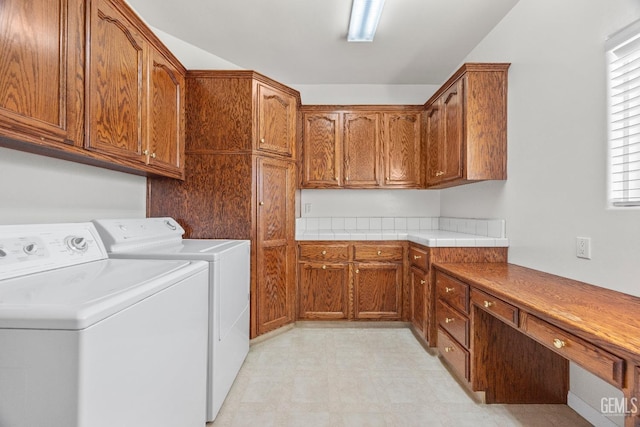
607 20 640 207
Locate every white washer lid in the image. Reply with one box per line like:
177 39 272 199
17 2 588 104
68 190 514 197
0 258 207 330
107 239 250 262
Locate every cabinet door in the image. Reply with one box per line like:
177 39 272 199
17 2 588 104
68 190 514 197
441 79 464 183
383 112 421 187
298 262 349 319
257 83 296 157
86 0 146 163
256 157 296 335
0 0 83 146
410 265 427 336
425 103 443 187
147 48 185 176
353 262 402 319
343 112 380 187
301 112 342 187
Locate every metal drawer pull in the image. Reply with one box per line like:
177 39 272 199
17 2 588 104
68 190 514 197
553 338 566 349
445 287 454 293
483 300 494 308
260 138 265 143
444 347 454 353
413 255 422 260
377 250 382 255
355 269 359 273
445 317 454 324
322 265 326 270
321 250 327 255
420 280 426 285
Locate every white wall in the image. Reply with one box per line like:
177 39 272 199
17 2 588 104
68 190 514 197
0 147 146 224
440 1 640 425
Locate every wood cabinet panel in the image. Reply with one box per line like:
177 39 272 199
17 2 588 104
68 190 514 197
353 244 404 262
86 0 145 162
0 0 84 146
471 288 518 327
521 312 625 388
344 112 380 187
147 48 184 174
410 265 427 335
383 112 422 187
424 63 509 188
409 245 429 270
353 262 402 319
438 328 470 381
301 112 342 187
257 83 296 157
437 299 469 347
299 243 350 262
298 262 349 319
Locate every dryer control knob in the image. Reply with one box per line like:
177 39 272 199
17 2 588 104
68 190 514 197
23 243 38 255
66 236 88 253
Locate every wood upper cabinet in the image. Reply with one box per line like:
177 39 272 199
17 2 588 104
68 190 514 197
301 112 342 187
147 49 185 174
86 0 185 178
383 111 422 187
344 112 380 187
86 0 146 164
0 0 84 147
425 63 509 188
257 83 296 157
300 106 422 189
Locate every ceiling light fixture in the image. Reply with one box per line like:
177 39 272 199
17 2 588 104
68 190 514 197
347 0 386 42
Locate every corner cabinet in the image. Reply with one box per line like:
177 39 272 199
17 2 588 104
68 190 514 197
425 63 510 189
300 106 423 189
0 0 185 179
147 71 300 338
86 0 185 179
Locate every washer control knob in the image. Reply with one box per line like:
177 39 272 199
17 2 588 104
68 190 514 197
66 236 88 253
23 243 38 255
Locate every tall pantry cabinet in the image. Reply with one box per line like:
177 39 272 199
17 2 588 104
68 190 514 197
147 71 299 338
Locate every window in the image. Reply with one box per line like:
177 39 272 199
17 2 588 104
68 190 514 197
607 20 640 207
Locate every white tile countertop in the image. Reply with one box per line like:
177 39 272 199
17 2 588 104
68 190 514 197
295 217 509 248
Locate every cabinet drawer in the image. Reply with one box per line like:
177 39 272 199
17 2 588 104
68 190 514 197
354 244 404 262
471 288 518 327
437 300 469 348
299 243 350 261
437 328 469 381
435 271 469 314
520 313 625 388
409 245 429 270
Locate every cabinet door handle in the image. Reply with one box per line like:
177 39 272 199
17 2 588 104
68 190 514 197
321 250 327 255
420 280 426 284
355 269 359 274
151 152 156 159
444 347 454 353
322 265 326 270
483 300 494 308
445 317 454 324
413 255 422 260
143 149 149 155
345 177 350 181
260 138 265 143
445 287 454 293
377 250 382 256
259 201 264 206
553 338 566 349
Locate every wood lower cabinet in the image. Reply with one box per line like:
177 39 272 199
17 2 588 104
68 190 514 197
297 241 405 320
0 0 84 147
425 63 509 189
148 71 300 338
300 106 423 189
409 244 429 337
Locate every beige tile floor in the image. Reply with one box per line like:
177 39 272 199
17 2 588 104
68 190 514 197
210 326 592 427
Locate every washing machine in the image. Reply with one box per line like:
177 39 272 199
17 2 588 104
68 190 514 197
92 217 250 421
0 222 209 427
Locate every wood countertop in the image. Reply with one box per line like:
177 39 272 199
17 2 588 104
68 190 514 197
432 262 640 361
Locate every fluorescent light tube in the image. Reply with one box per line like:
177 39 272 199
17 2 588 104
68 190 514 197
347 0 385 42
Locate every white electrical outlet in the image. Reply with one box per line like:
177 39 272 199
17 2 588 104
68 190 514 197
576 237 592 259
